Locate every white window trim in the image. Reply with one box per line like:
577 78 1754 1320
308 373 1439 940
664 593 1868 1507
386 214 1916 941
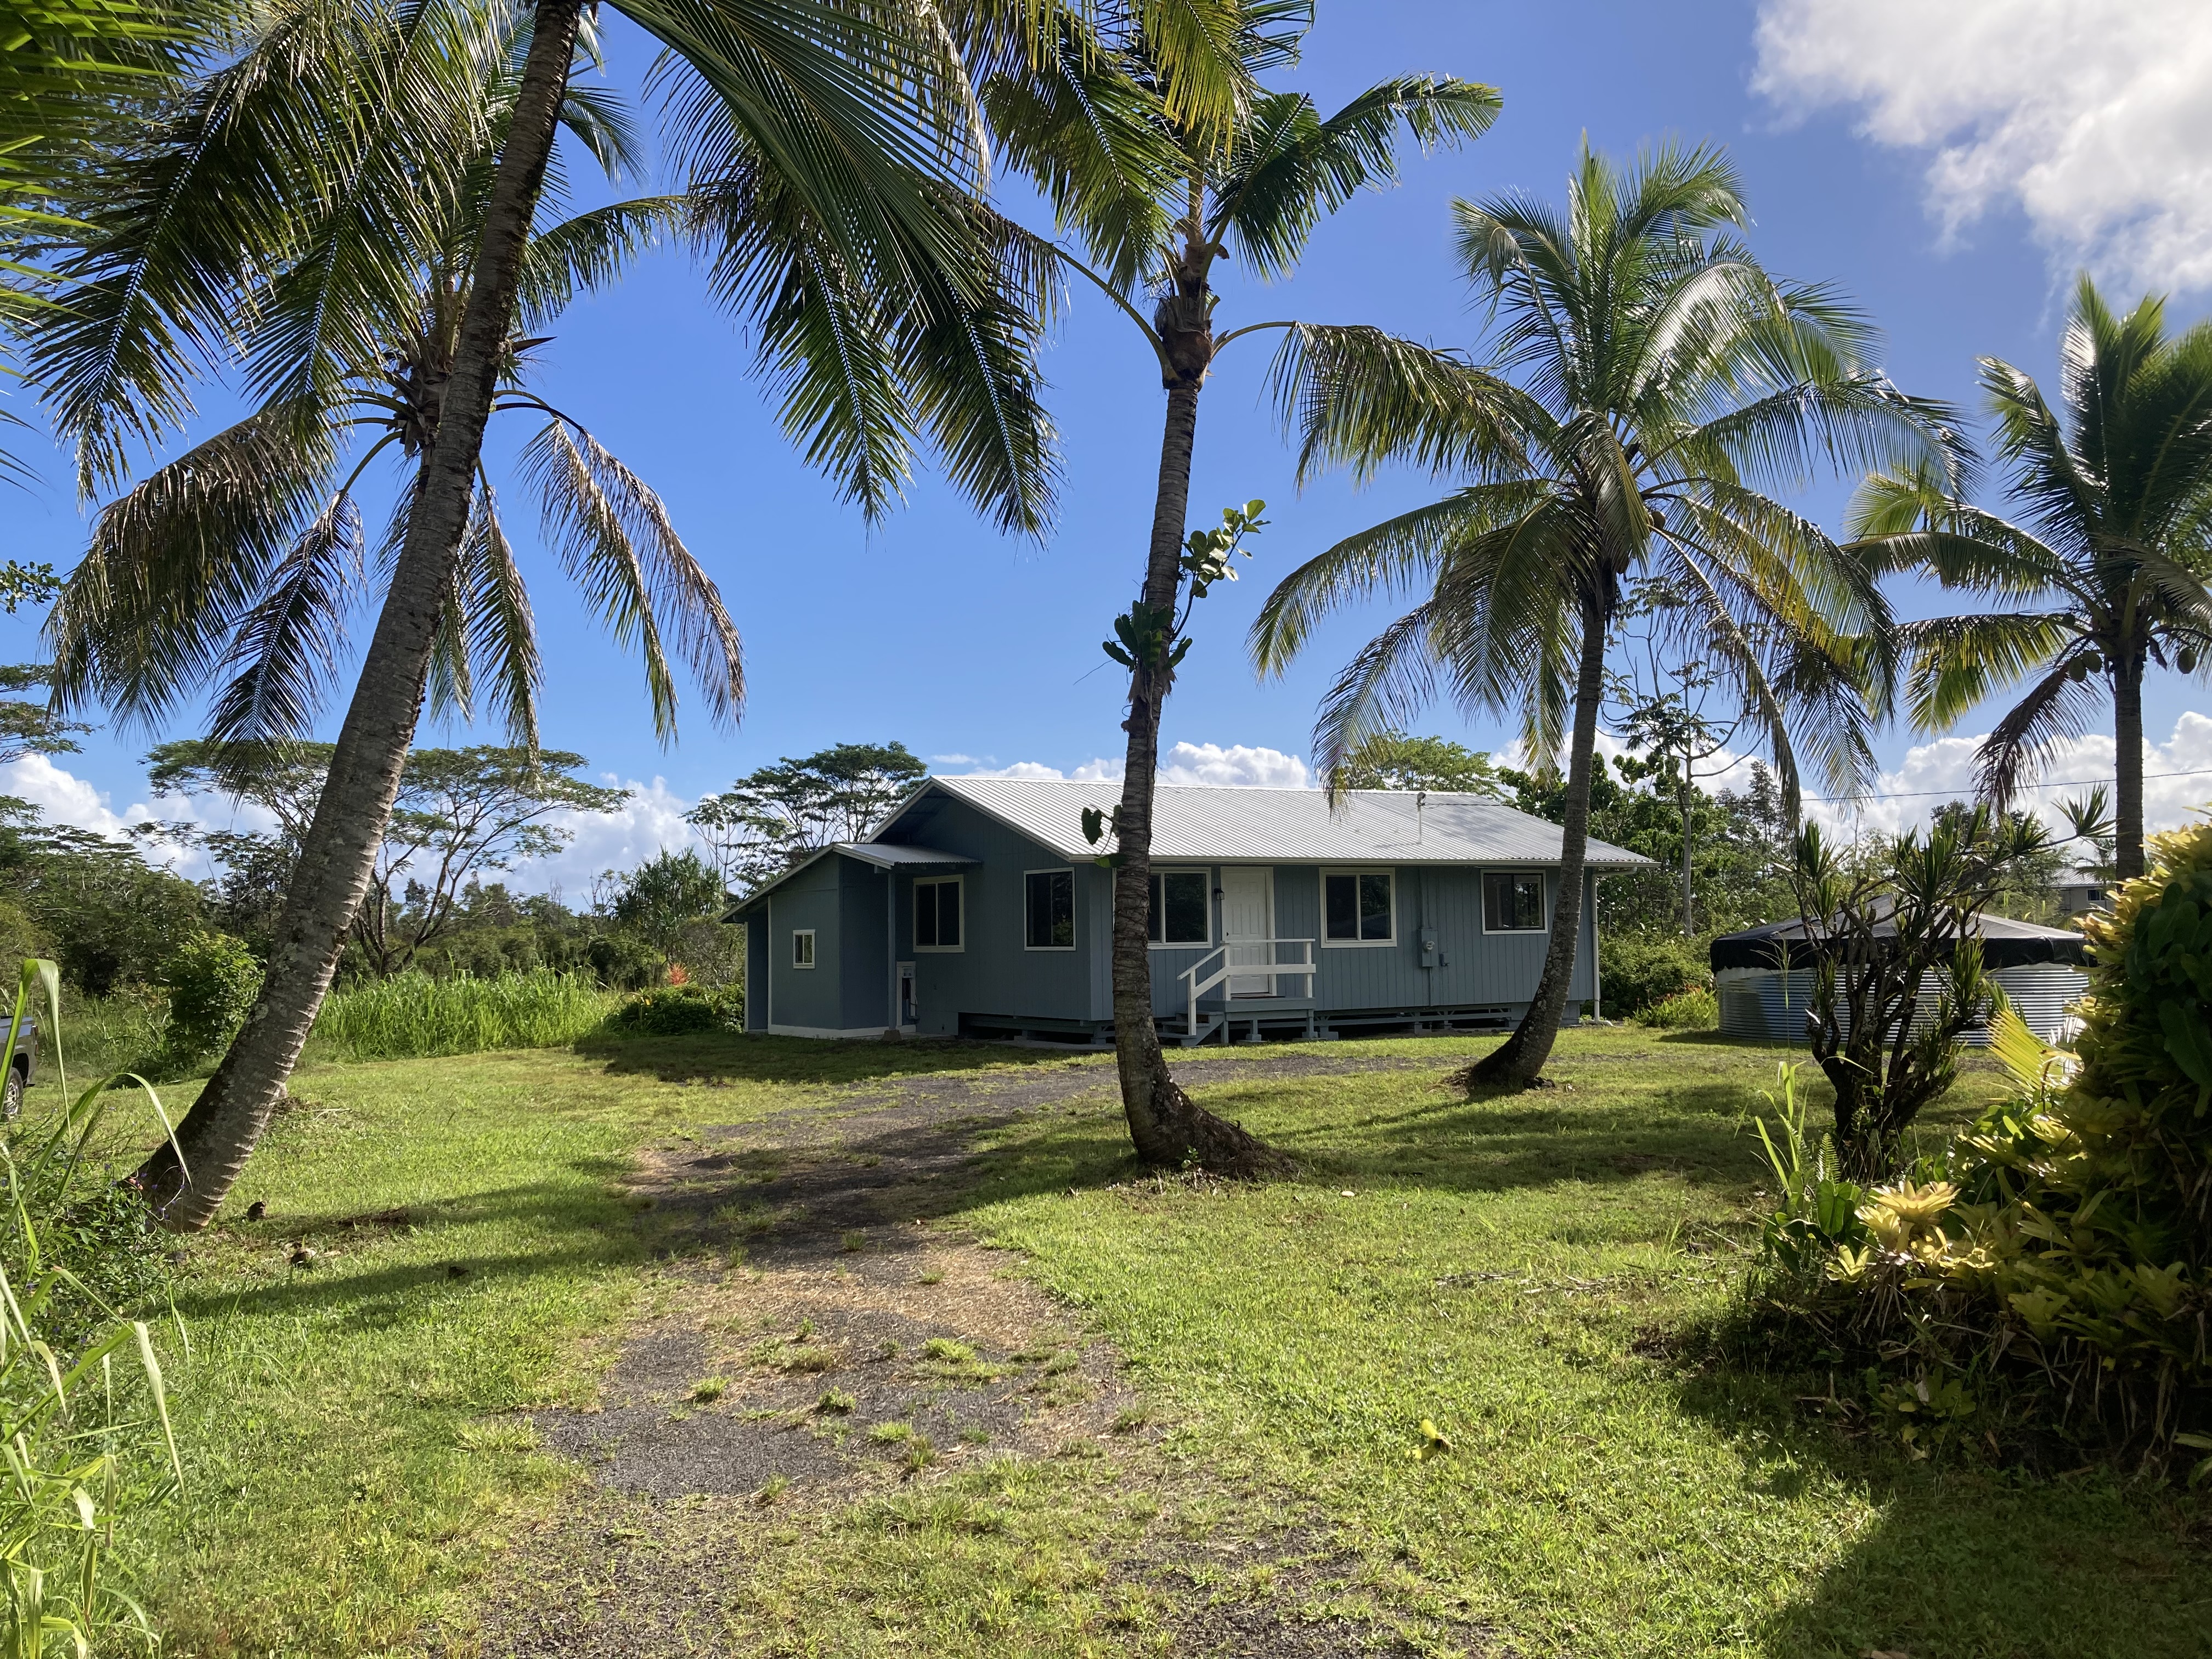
1480 868 1549 934
791 928 817 968
1147 865 1214 950
913 874 964 953
1320 866 1397 948
1022 867 1078 951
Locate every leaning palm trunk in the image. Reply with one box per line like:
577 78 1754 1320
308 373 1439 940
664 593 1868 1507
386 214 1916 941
1461 594 1605 1088
1108 359 1290 1176
134 0 584 1227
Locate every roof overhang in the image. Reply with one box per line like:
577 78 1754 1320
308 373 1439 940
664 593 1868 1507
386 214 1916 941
722 840 978 919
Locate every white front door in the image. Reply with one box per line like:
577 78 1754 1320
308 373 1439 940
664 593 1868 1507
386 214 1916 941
1220 866 1274 997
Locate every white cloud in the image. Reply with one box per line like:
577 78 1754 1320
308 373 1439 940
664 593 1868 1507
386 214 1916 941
511 774 699 898
0 754 254 875
927 753 984 765
1753 0 2212 292
1807 712 2212 838
947 742 1313 789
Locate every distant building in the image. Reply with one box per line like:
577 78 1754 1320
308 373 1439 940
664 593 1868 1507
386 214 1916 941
1709 913 2089 1046
726 777 1651 1044
2055 877 2113 919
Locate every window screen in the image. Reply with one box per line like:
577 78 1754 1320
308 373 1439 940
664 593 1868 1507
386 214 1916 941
1025 870 1075 948
1147 870 1210 944
1323 872 1393 941
1484 872 1545 931
914 878 962 949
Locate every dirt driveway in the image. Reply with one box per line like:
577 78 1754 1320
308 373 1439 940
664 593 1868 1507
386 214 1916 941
444 1048 1474 1657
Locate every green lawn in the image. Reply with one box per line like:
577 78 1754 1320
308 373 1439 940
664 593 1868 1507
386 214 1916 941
43 1029 2210 1658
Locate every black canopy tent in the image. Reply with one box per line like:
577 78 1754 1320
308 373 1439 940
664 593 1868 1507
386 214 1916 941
1708 913 2090 973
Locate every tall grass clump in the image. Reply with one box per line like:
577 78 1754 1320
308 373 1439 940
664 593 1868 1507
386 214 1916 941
3 960 185 1655
311 970 615 1062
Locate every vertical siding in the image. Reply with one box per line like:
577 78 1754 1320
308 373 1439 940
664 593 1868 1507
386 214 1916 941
878 791 1097 1032
765 858 845 1030
1718 964 2089 1045
839 858 893 1031
742 913 768 1031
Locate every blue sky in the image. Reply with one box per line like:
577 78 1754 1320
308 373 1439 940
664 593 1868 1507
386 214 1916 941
7 0 2211 888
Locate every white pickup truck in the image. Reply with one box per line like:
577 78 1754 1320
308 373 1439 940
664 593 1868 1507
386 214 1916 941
3 1012 33 1118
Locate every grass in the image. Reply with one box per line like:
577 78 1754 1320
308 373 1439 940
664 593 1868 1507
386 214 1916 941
309 969 616 1061
31 1028 2207 1658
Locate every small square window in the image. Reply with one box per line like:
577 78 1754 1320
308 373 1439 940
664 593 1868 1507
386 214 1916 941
1483 872 1545 932
915 877 962 951
1025 870 1075 949
791 929 816 968
1323 871 1393 943
1148 870 1210 945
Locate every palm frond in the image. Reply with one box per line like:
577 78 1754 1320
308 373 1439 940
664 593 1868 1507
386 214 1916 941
206 490 364 745
521 417 741 738
1266 322 1531 484
1211 75 1498 281
1975 653 2104 807
459 482 539 747
1897 611 2076 735
514 194 689 330
44 404 342 725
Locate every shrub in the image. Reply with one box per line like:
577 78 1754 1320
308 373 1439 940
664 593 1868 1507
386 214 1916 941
600 983 742 1037
312 969 612 1061
157 930 262 1070
1748 822 2212 1474
1598 933 1707 1018
1637 986 1718 1029
586 930 664 991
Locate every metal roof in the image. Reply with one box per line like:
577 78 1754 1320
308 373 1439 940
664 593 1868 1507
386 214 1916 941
725 840 975 912
896 777 1651 867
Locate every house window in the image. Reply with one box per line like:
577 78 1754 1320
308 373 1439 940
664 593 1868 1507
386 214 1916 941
1147 869 1210 945
1025 869 1075 949
1323 870 1394 945
791 929 816 968
1483 872 1545 932
913 876 962 951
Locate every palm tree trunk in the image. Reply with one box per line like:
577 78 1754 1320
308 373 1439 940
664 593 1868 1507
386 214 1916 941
1107 378 1289 1177
1463 590 1607 1089
2113 658 2146 881
132 0 585 1228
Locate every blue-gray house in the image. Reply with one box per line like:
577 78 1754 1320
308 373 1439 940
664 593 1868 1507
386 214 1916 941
728 777 1649 1044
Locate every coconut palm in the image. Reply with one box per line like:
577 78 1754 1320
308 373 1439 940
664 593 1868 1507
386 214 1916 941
22 0 1117 1228
1848 279 2212 881
981 0 1498 1171
1251 143 1956 1088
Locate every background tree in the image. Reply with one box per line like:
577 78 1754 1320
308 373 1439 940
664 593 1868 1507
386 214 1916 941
1254 143 1952 1089
985 0 1498 1172
1 664 91 765
1849 278 2212 881
149 740 625 977
686 741 926 890
23 0 1076 1226
609 847 726 958
1331 730 1502 795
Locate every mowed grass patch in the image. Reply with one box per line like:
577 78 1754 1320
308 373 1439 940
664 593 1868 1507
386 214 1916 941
16 1034 1104 1657
963 1029 2210 1659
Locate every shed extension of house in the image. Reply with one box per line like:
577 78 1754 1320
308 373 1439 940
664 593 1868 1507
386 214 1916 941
725 776 1649 1045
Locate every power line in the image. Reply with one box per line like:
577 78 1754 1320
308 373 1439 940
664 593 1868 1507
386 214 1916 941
1804 765 2212 806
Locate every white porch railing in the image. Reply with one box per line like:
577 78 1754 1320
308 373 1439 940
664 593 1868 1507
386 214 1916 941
1177 939 1316 1034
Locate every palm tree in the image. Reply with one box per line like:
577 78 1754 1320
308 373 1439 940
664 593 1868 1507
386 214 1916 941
1848 278 2212 881
1251 143 1954 1088
982 1 1499 1171
24 0 1107 1228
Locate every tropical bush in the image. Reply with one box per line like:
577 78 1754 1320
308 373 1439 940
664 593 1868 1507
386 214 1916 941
1599 933 1709 1019
599 983 743 1038
1637 986 1718 1030
1746 823 2212 1475
155 930 261 1073
311 969 614 1062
